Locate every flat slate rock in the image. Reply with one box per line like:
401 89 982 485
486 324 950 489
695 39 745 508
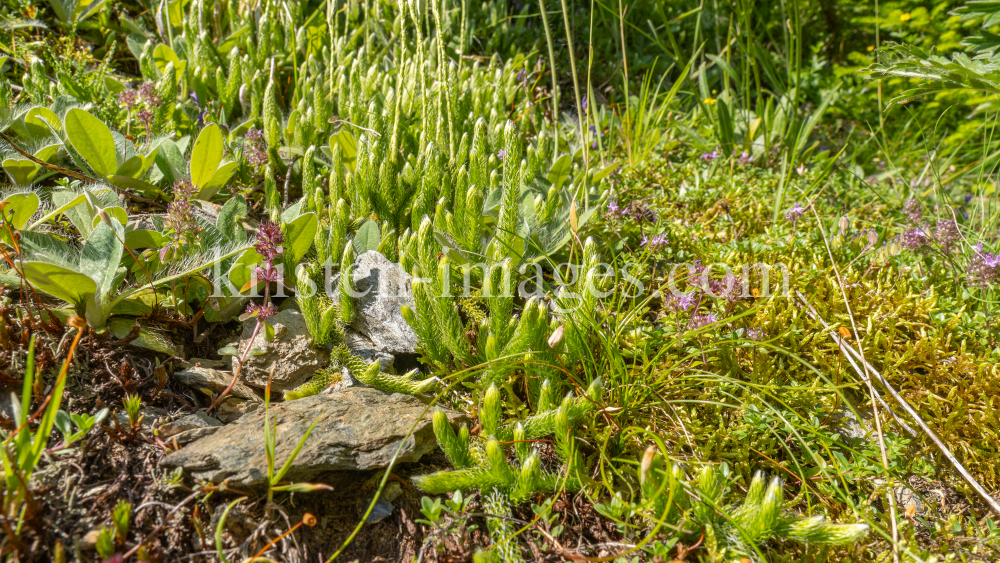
233 307 330 393
173 366 260 401
159 387 469 488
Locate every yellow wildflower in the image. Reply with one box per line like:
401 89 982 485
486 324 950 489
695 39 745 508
703 97 717 105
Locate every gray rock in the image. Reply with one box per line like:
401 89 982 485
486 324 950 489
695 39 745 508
233 308 330 393
215 399 260 424
337 251 420 355
173 366 260 401
159 412 222 437
159 387 470 488
345 330 397 374
168 427 222 445
830 403 870 443
159 412 223 445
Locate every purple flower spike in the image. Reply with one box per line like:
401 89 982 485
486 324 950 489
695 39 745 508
254 221 285 262
689 312 720 330
669 291 696 312
903 199 923 223
784 202 806 228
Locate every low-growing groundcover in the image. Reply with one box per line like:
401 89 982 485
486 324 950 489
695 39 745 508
0 0 998 561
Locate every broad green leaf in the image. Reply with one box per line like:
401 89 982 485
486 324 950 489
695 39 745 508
64 108 117 177
3 193 41 230
547 154 572 188
139 145 161 177
123 229 167 249
352 220 381 255
79 217 125 304
285 212 318 263
125 34 147 60
217 195 248 243
104 76 126 94
20 261 96 306
116 154 144 178
23 107 61 138
76 0 111 24
90 206 127 230
152 139 186 185
3 159 37 185
56 71 87 100
110 296 155 316
330 131 358 171
195 160 238 200
34 144 59 162
108 317 179 356
30 192 85 230
108 243 251 314
227 249 262 295
281 200 304 223
153 44 186 82
592 161 619 183
190 124 224 188
52 190 94 237
107 175 167 199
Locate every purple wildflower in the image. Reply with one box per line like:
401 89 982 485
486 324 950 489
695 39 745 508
254 220 285 262
687 260 706 281
969 244 1000 286
785 202 806 227
246 302 277 320
497 149 506 160
581 96 588 111
710 274 744 302
190 92 200 106
738 151 754 165
138 82 162 108
137 108 155 136
244 129 268 167
118 89 138 110
668 291 696 312
641 233 669 253
172 178 198 200
255 263 280 283
689 312 720 330
700 149 720 162
934 219 959 251
903 199 923 223
746 328 765 341
606 200 621 220
901 226 929 250
163 179 202 257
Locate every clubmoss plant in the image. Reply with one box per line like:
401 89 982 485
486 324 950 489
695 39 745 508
413 378 604 561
